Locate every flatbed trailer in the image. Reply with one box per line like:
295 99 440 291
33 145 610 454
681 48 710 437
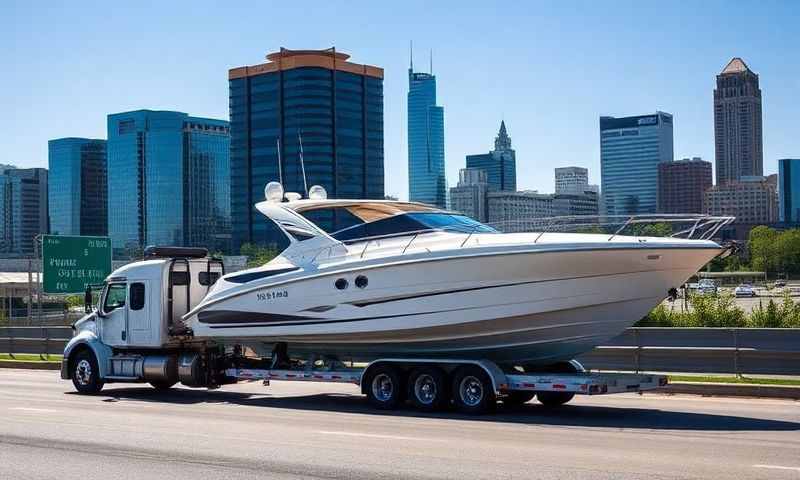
226 358 667 414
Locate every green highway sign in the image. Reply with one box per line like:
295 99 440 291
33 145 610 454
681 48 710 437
42 235 112 294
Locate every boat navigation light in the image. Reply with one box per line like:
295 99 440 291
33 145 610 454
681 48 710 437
308 185 327 200
285 192 302 202
265 182 284 203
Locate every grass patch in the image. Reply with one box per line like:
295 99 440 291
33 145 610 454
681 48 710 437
0 353 62 362
669 375 800 386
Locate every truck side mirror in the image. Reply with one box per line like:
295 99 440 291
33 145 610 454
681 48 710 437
84 286 93 314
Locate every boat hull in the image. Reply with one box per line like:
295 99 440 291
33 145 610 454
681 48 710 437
189 245 719 365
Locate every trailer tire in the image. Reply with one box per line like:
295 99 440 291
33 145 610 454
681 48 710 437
451 366 495 415
365 364 404 410
150 380 177 391
536 391 575 407
70 349 104 394
408 367 448 412
536 361 578 407
503 391 536 406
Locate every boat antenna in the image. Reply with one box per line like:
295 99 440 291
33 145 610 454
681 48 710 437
298 130 308 197
276 137 283 184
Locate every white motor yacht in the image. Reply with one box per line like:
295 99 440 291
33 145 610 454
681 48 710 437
185 183 732 368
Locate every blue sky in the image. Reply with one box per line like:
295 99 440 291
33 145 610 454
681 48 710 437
3 1 799 199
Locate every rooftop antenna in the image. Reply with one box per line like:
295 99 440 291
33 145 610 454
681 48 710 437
409 40 413 71
297 130 308 197
276 137 283 184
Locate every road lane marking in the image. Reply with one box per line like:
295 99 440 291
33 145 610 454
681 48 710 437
9 407 58 413
753 464 800 472
317 430 438 442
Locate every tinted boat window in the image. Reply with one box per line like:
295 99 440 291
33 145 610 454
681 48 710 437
407 212 497 233
331 212 496 242
301 208 364 234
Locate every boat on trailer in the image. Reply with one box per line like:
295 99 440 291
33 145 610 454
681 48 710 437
185 182 733 369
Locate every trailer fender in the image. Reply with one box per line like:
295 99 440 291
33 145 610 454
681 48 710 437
61 330 113 381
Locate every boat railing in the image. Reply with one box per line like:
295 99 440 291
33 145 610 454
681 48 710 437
485 214 735 242
304 214 735 263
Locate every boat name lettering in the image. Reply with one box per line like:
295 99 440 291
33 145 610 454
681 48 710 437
256 290 289 301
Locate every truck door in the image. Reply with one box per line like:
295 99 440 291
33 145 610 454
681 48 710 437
99 282 127 347
127 280 153 346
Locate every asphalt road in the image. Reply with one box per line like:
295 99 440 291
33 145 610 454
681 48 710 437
1 369 799 480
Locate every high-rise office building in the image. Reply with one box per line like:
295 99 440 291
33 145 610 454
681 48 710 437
657 157 712 214
449 168 489 222
466 121 516 192
229 48 384 248
779 159 800 223
600 112 674 216
107 110 231 255
0 168 48 256
714 58 763 185
48 138 107 236
408 59 445 208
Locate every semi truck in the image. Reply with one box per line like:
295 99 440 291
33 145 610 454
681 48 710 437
62 247 666 415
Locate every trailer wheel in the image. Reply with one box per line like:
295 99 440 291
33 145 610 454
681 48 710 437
451 366 495 414
537 391 575 407
408 367 448 411
502 391 536 406
365 364 404 410
71 349 104 394
150 381 177 391
536 361 578 407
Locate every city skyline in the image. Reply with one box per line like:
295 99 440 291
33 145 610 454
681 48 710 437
5 2 799 200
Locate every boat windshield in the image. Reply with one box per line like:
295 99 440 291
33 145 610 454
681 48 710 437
329 212 497 242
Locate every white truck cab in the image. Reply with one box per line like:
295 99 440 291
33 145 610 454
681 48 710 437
62 247 225 392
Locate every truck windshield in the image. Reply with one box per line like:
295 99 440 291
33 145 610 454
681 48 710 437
103 283 127 312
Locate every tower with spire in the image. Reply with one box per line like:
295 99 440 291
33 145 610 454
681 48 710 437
407 43 446 208
494 120 512 151
465 120 517 192
714 57 763 185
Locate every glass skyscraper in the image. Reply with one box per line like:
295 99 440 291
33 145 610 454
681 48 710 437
600 112 674 216
48 137 107 236
408 65 445 208
0 168 48 256
779 159 800 223
466 121 516 192
229 48 385 249
107 110 230 256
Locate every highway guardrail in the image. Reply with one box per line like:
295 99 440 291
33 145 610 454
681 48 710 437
2 326 799 375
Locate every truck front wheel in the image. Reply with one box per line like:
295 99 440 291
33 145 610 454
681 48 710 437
71 349 104 394
150 380 177 391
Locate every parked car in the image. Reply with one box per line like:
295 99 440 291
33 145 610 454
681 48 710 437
696 279 718 295
774 279 787 288
734 284 757 297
